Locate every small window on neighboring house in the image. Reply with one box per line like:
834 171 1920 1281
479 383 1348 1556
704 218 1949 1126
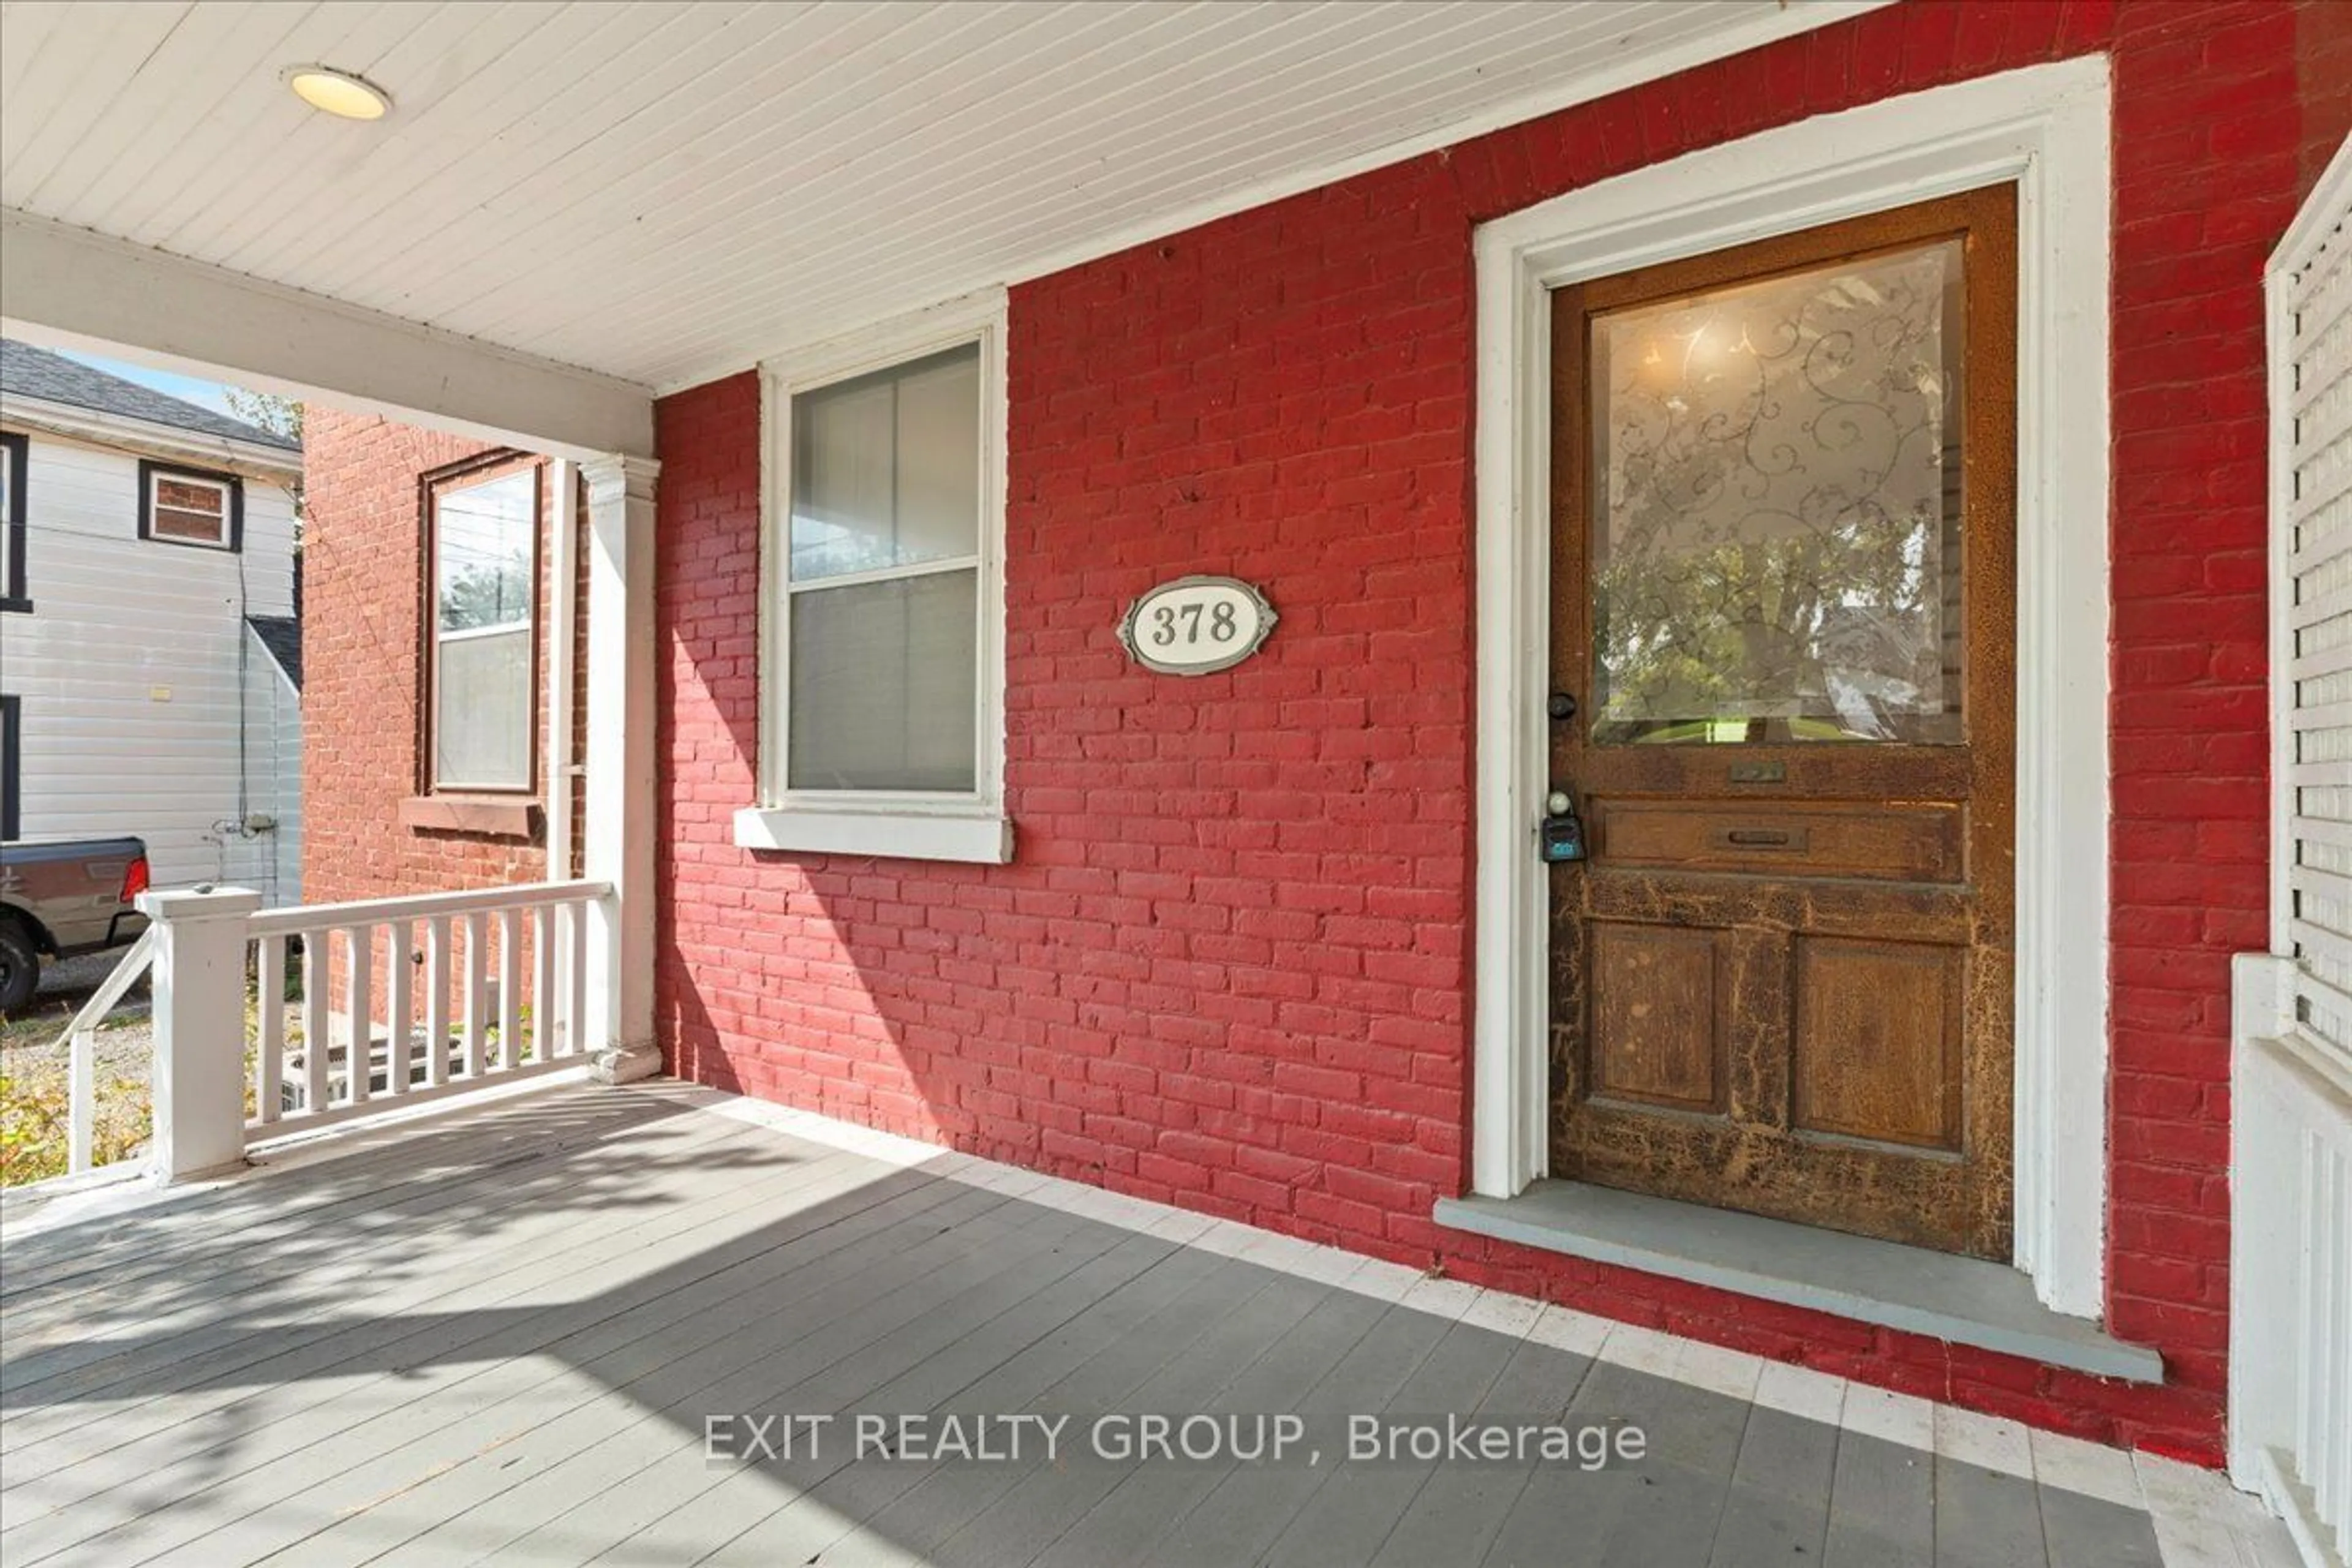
1 432 26 609
425 461 540 793
137 459 242 551
1 696 20 842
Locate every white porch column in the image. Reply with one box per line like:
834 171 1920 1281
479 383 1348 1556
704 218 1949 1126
581 454 662 1083
138 885 262 1180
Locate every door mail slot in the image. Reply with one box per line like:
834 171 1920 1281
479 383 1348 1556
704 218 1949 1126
1714 826 1807 851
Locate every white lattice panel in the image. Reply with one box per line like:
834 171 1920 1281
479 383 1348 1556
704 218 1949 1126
2288 169 2352 1077
2249 135 2352 1568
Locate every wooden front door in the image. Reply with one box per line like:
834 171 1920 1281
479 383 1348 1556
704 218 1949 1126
1547 186 2018 1260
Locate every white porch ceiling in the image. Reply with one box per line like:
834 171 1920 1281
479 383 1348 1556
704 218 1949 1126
0 1 1864 398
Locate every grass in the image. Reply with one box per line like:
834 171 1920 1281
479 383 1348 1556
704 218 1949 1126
0 966 295 1188
0 1050 151 1186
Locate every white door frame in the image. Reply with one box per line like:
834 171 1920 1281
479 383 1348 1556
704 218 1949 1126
1470 56 2114 1318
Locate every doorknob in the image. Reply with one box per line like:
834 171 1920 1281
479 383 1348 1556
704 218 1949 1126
1548 692 1578 721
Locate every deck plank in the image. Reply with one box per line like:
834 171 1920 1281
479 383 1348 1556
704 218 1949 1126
1707 1403 1841 1567
0 1085 2194 1568
311 1198 1120 1566
1 1110 828 1447
1824 1429 1938 1568
0 1091 734 1396
1501 1359 1752 1568
2 1136 892 1510
23 1171 1016 1567
492 1216 1167 1562
0 1087 693 1303
994 1281 1390 1568
1256 1315 1523 1568
1136 1293 1463 1566
2040 1484 2167 1568
1935 1452 2051 1568
124 1180 1053 1568
655 1244 1249 1566
1368 1332 1601 1568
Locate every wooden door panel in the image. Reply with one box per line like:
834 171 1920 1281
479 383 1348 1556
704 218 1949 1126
1557 1109 1988 1253
1588 922 1726 1113
1591 798 1964 882
1548 184 2017 1261
1572 743 1978 801
1790 938 1964 1150
1580 870 1977 944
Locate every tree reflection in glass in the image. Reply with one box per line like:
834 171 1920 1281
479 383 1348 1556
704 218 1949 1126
1589 238 1966 745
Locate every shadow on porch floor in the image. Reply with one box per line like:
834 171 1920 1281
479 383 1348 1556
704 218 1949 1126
0 1081 2299 1568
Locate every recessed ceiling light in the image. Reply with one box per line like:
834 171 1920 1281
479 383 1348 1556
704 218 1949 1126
283 64 390 121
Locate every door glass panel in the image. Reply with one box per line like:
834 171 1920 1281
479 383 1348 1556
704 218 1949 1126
1588 238 1965 745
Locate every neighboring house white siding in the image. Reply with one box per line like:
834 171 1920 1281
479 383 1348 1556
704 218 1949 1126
0 424 301 895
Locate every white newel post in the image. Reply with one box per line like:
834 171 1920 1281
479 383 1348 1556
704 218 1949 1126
138 886 261 1180
581 453 662 1084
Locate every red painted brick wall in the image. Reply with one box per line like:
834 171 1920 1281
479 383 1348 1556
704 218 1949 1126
304 410 550 899
2298 0 2352 200
649 0 2317 1462
302 411 590 1020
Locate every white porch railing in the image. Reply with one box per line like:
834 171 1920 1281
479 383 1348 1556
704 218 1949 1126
249 880 610 1140
48 880 613 1186
45 926 156 1176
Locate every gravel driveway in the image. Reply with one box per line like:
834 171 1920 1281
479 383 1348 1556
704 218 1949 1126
0 948 151 1044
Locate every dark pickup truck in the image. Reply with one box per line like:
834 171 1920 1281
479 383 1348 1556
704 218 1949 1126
0 837 150 1015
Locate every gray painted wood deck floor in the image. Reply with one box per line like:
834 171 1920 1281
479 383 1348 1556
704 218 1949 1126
0 1084 2199 1567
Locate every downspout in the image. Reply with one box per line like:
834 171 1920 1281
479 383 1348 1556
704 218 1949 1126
546 459 578 881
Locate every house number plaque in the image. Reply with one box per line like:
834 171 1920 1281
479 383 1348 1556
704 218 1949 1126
1118 576 1278 676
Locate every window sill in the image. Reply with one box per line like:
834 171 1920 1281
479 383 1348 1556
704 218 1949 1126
733 805 1012 864
0 596 29 614
400 794 541 839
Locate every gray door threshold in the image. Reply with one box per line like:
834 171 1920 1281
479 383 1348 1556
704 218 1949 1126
1434 1180 2163 1384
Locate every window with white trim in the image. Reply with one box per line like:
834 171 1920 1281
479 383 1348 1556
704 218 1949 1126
138 459 241 551
743 301 1008 864
788 344 982 791
426 462 540 793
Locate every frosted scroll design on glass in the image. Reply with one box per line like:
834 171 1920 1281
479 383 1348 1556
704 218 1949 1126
1590 239 1965 745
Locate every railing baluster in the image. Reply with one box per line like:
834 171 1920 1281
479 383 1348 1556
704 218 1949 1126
565 899 587 1057
68 1027 94 1174
255 935 285 1126
41 927 155 1174
345 923 373 1106
497 908 521 1072
424 916 451 1088
462 910 488 1079
531 903 554 1064
385 921 413 1095
302 930 328 1112
67 881 623 1154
